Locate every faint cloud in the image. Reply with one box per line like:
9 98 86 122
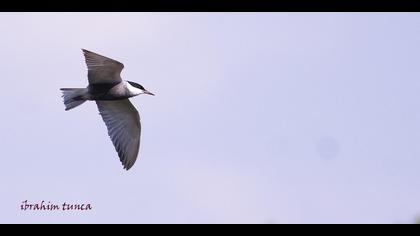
316 136 340 160
415 215 420 224
263 218 279 224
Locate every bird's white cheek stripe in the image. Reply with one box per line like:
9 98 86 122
126 83 143 95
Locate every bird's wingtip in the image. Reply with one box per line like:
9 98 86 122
123 162 134 171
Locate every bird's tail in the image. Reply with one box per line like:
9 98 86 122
60 88 88 111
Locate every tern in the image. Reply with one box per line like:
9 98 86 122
60 49 154 170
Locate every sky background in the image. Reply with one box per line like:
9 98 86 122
1 13 420 224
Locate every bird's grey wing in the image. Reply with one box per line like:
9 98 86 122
96 99 141 170
82 49 124 84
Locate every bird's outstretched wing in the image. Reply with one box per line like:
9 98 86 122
82 49 124 85
96 99 141 170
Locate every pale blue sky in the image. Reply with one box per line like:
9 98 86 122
1 13 420 223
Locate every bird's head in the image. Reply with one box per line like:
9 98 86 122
126 81 155 96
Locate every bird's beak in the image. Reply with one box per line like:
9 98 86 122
144 90 155 96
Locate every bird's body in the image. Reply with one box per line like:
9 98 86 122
60 49 154 170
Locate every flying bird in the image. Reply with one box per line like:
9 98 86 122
60 49 154 170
